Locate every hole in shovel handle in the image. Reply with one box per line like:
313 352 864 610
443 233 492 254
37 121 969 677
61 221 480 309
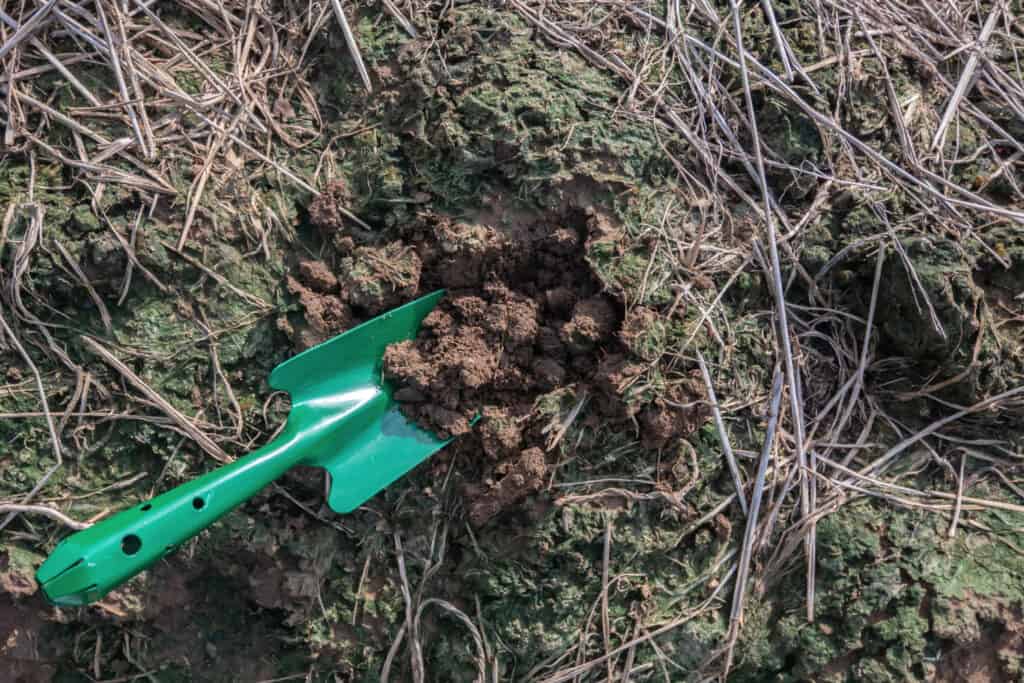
122 535 142 556
192 497 205 510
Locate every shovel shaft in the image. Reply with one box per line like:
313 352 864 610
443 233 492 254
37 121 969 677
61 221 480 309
36 426 304 606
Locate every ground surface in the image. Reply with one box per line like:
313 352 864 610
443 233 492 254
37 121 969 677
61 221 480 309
1 1 1024 681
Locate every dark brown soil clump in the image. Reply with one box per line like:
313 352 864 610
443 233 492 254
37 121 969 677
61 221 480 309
297 259 338 293
307 179 353 235
383 285 548 440
290 197 709 524
282 272 352 351
464 447 547 527
381 212 620 455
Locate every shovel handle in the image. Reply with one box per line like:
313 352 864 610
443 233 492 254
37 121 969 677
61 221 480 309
36 428 302 606
37 291 452 607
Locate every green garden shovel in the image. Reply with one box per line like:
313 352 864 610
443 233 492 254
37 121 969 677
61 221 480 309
36 290 448 606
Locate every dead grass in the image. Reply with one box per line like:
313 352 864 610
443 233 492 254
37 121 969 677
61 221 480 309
500 0 1024 678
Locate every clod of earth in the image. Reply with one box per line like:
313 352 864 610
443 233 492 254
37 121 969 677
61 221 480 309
308 179 355 235
288 201 710 525
383 286 616 441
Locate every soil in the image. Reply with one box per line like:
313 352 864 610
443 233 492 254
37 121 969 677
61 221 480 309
934 596 1024 683
289 206 709 525
282 270 352 351
307 179 354 236
0 595 52 683
5 1 1024 680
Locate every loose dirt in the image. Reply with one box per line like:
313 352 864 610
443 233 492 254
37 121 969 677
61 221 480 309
286 204 709 525
384 210 630 525
308 179 354 236
0 595 52 683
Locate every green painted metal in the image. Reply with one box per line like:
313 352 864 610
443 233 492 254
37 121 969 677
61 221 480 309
36 290 448 607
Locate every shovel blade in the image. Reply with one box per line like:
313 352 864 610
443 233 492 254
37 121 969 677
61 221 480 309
270 289 448 513
312 401 448 513
270 290 445 401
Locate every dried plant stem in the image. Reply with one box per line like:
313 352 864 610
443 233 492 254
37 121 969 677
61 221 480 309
948 451 967 537
81 335 229 463
932 2 1003 151
698 350 749 516
54 239 113 334
729 0 814 620
860 384 1024 478
330 0 373 92
724 366 783 674
0 503 89 530
0 0 56 62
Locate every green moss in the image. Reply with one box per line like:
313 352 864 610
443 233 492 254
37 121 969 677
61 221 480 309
729 497 1024 681
467 503 730 675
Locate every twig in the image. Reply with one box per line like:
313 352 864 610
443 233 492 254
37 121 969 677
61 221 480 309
729 0 814 620
118 206 145 305
0 0 56 62
198 309 244 440
860 384 1024 477
832 243 885 468
932 2 1004 151
330 0 373 92
697 350 748 516
539 597 722 683
393 531 425 683
0 213 66 531
95 0 148 158
414 599 488 683
601 516 614 682
381 0 417 38
113 1 155 159
0 503 89 530
759 0 794 80
949 450 967 537
380 623 408 683
54 239 113 334
176 109 245 249
724 365 783 675
102 208 169 294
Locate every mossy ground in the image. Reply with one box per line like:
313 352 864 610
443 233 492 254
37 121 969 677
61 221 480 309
2 2 1023 682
